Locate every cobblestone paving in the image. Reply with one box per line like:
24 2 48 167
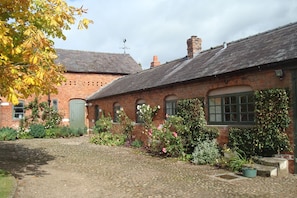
0 136 296 198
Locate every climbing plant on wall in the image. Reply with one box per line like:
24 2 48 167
228 88 291 157
254 88 291 155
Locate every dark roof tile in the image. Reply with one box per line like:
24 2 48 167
56 49 141 74
87 22 297 101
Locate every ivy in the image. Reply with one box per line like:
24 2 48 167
229 88 291 157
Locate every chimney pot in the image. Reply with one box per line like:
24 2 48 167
150 55 160 68
187 36 202 59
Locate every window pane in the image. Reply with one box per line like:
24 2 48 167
216 114 222 122
209 106 215 113
210 114 216 122
231 105 236 112
13 101 24 119
231 96 236 104
225 106 230 112
216 106 221 113
240 96 247 103
166 100 177 116
113 105 121 122
241 104 247 112
248 104 254 112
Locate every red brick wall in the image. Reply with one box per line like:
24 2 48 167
0 72 122 128
87 68 295 171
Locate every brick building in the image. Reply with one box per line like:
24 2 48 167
86 22 297 173
0 49 141 129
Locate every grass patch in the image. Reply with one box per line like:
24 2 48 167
0 169 16 198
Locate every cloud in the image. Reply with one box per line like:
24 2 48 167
54 0 297 69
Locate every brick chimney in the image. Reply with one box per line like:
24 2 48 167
187 36 202 59
150 55 160 68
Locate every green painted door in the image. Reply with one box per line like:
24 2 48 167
69 99 85 129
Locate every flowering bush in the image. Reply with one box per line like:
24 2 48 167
149 116 186 157
137 104 160 130
137 104 185 157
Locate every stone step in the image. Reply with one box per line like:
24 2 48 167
253 157 289 176
249 157 289 177
243 163 278 177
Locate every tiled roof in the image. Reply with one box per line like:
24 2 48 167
56 49 142 74
87 22 297 101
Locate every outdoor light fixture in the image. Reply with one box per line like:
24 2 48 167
275 69 284 80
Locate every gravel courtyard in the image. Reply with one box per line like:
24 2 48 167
0 136 296 198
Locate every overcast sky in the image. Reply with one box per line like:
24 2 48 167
54 0 297 69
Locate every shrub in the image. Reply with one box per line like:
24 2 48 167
131 139 143 148
17 130 33 139
137 104 160 130
177 98 219 153
118 109 134 141
192 139 220 165
45 126 86 138
0 127 17 141
149 116 185 157
90 132 126 146
228 127 258 157
45 128 58 138
29 124 46 138
93 114 112 133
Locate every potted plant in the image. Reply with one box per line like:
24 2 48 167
242 159 257 178
228 152 248 172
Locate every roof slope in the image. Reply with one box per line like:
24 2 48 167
56 49 142 74
87 22 297 101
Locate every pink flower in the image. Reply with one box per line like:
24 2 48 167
148 129 152 137
173 132 178 138
162 147 167 153
157 124 163 130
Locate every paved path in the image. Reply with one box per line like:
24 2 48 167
0 136 296 198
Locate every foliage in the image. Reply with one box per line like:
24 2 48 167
192 139 221 165
149 116 185 157
177 98 219 153
118 108 135 141
228 88 291 157
227 150 249 172
137 104 160 130
29 124 46 138
93 114 113 133
131 139 143 148
17 130 33 139
0 127 17 141
228 127 258 157
0 0 92 104
24 97 63 129
255 88 290 132
90 132 126 146
254 88 291 154
45 126 86 138
0 169 15 198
